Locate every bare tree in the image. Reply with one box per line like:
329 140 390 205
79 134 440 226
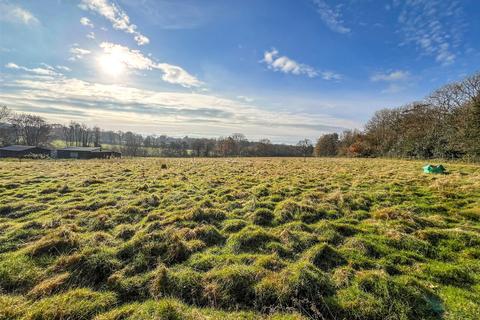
93 126 101 147
0 106 10 122
297 139 313 161
231 133 247 156
10 113 51 146
256 138 272 156
0 106 13 146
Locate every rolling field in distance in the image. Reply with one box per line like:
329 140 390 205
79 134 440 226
0 158 479 319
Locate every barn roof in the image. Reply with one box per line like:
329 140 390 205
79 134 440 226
59 147 101 152
0 145 39 151
92 149 121 153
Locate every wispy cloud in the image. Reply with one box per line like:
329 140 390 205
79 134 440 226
312 0 350 34
80 17 94 28
86 32 96 39
69 45 91 61
237 96 254 103
394 0 465 66
0 73 354 142
5 62 62 77
79 0 149 46
56 65 71 72
99 42 202 87
370 70 410 93
262 48 341 80
371 70 409 82
0 2 39 25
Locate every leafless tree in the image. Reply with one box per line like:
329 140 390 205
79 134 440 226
0 106 10 122
297 139 313 161
10 113 51 146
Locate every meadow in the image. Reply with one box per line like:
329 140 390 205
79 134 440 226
0 157 479 320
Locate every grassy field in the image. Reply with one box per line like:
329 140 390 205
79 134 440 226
0 158 479 320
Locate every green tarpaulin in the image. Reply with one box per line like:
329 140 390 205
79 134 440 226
423 164 446 174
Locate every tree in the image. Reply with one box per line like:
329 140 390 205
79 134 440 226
217 137 236 157
0 106 13 146
256 138 272 156
0 106 9 122
297 139 313 161
314 133 339 157
192 139 205 157
122 131 144 157
10 113 51 146
93 126 101 147
231 133 247 156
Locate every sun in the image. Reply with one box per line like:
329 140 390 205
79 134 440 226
97 53 126 77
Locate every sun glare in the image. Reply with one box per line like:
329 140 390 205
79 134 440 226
97 53 126 77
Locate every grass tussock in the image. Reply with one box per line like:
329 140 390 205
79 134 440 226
0 157 478 318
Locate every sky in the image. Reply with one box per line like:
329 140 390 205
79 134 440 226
0 0 479 144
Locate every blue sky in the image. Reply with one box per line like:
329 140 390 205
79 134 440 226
0 0 479 143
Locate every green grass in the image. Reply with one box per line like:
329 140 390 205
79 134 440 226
0 157 479 319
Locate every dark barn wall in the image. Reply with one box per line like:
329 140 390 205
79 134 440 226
0 148 51 158
57 150 121 159
57 150 96 159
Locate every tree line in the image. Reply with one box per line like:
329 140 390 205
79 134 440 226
0 107 307 157
1 71 478 160
314 72 480 161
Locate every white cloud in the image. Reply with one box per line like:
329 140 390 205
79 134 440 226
56 65 71 72
80 17 94 28
0 75 356 142
262 49 341 80
40 63 55 70
237 95 254 103
79 0 150 46
312 0 350 34
0 2 39 25
69 46 91 61
99 42 155 70
5 62 62 77
262 49 317 77
371 70 409 82
156 63 203 88
395 0 465 65
99 42 202 87
371 70 410 94
320 71 342 81
134 34 149 46
86 31 96 39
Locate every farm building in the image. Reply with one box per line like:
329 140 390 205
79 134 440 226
0 145 52 158
57 147 121 159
